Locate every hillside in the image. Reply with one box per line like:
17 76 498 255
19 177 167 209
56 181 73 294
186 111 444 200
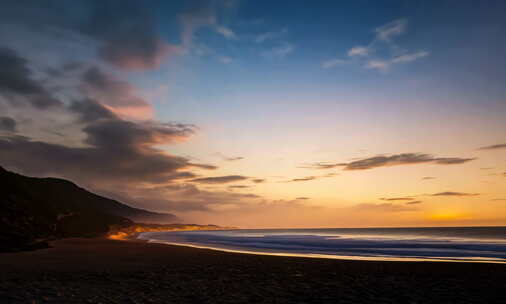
0 166 178 251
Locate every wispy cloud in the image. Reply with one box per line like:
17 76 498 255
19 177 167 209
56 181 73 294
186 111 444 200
285 173 337 182
348 46 369 56
391 51 429 63
354 202 418 212
298 162 346 169
228 185 251 189
252 178 266 183
321 58 347 69
295 197 310 200
380 197 414 201
431 192 480 196
255 28 287 43
218 56 233 64
478 143 506 150
191 175 249 184
215 25 236 39
325 18 428 71
366 60 390 71
214 152 243 161
406 200 422 205
422 176 436 180
304 153 475 171
374 18 407 41
261 43 294 59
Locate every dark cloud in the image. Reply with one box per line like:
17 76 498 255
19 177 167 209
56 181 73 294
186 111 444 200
188 163 218 170
431 192 480 196
224 156 244 161
83 0 176 70
422 176 436 180
342 153 475 170
380 197 414 201
285 173 338 182
405 200 422 205
0 47 62 109
0 118 198 185
287 176 317 182
117 183 262 212
69 98 117 122
228 185 251 189
303 153 474 171
213 152 244 161
252 178 265 183
0 116 17 132
478 143 506 150
298 162 346 169
295 197 310 200
80 67 154 119
191 175 249 184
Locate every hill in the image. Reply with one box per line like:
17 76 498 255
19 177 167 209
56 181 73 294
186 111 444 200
0 166 178 251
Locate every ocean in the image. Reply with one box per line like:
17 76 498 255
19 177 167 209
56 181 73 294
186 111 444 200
138 226 506 263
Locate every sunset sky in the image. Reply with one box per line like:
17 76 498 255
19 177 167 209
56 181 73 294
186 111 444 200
1 0 505 228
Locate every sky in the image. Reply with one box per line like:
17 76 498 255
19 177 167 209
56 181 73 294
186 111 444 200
1 0 505 228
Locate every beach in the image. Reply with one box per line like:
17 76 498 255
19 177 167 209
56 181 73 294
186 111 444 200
1 238 505 303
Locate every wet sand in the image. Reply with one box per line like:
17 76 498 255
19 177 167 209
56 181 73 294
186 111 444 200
1 237 505 303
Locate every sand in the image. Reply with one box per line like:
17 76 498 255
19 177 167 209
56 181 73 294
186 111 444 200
1 237 505 303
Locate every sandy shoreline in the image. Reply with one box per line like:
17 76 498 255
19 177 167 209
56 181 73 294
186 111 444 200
1 237 506 303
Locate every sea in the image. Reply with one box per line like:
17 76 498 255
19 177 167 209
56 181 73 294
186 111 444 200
137 226 506 263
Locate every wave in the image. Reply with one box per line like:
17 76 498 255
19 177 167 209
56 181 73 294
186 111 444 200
138 227 506 263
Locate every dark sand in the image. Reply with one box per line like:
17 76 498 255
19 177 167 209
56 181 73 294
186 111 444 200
1 238 505 303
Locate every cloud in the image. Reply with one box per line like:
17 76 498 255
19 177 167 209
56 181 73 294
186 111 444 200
252 178 265 183
348 46 369 56
321 58 347 69
179 0 236 47
354 202 418 212
0 120 199 184
366 60 390 71
228 185 251 189
374 18 407 41
76 0 180 70
298 162 346 169
215 25 236 39
478 143 506 150
492 198 506 201
305 154 474 171
0 47 62 109
380 197 414 201
338 19 428 72
214 152 244 161
431 192 480 196
405 200 422 205
0 116 16 132
261 43 294 59
80 67 154 120
422 176 436 180
288 176 317 182
285 172 337 182
391 51 429 63
295 197 310 200
218 56 233 64
255 28 287 43
340 153 475 170
191 175 249 184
